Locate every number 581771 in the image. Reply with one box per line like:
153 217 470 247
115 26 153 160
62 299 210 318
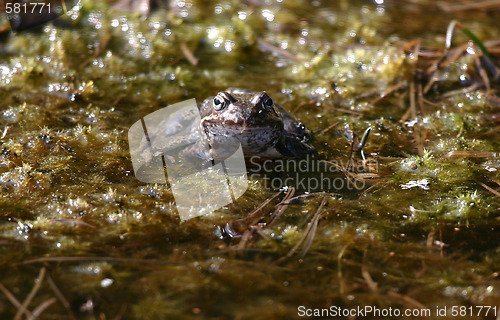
5 2 51 14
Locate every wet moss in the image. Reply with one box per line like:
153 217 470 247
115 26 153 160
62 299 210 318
0 0 499 319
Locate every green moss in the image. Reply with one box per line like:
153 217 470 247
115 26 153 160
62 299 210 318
0 0 499 318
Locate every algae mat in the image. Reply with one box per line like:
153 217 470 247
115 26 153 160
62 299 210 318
0 0 499 319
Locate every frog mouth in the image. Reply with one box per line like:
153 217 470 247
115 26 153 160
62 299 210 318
203 117 282 132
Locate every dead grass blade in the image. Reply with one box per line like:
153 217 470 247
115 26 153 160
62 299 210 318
409 82 425 156
315 121 341 136
246 191 282 220
112 304 128 320
258 39 309 67
47 274 77 320
180 43 199 66
112 0 150 15
28 297 57 320
223 191 284 248
427 231 436 254
358 181 387 200
438 44 468 69
236 228 254 252
423 22 468 94
79 33 111 70
439 0 500 12
442 151 498 158
14 267 46 320
297 206 322 258
415 260 428 278
21 256 184 265
370 83 407 106
267 187 296 227
474 125 500 139
475 54 491 91
337 239 354 296
276 196 328 262
439 83 481 99
0 282 33 319
388 291 429 315
361 249 378 293
49 219 96 229
475 180 500 197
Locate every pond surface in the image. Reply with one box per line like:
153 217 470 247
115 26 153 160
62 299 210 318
0 0 499 319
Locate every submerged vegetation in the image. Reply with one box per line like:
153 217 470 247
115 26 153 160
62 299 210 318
0 0 499 318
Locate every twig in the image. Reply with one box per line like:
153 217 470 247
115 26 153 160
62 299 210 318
267 187 296 227
180 43 199 66
399 100 413 124
258 39 309 67
0 282 33 318
47 273 77 320
79 33 111 70
475 54 491 91
231 191 282 225
423 23 468 94
474 125 500 139
1 126 10 139
415 260 427 278
236 228 254 252
475 180 500 197
292 100 315 114
439 0 500 12
439 83 481 99
298 198 326 258
427 231 435 254
358 181 386 199
446 20 459 50
112 304 128 320
21 256 184 265
49 219 96 229
223 192 283 248
345 130 358 173
388 291 429 314
112 0 150 14
276 196 327 262
442 151 498 158
283 192 340 204
361 249 378 293
315 121 341 136
369 83 407 106
15 267 46 320
331 107 363 116
409 82 418 119
417 82 425 115
409 82 424 156
337 239 354 296
28 297 57 320
439 229 445 257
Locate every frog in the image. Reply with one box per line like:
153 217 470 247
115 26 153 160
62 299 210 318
139 88 315 167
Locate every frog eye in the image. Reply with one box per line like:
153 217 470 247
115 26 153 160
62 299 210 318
250 91 274 111
213 92 236 111
262 96 274 110
213 95 226 111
